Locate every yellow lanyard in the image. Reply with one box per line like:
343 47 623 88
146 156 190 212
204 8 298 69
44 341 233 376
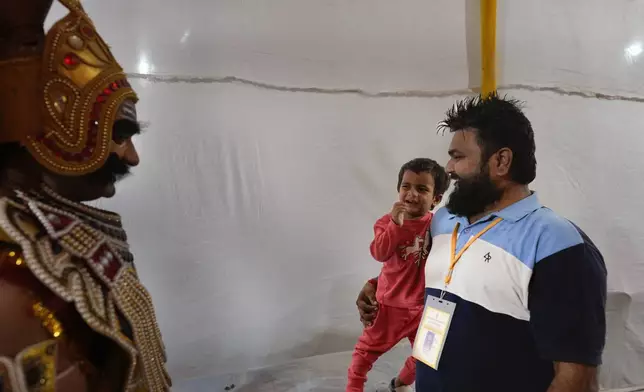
445 217 503 285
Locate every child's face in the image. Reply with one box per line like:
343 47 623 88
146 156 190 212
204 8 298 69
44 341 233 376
398 170 441 218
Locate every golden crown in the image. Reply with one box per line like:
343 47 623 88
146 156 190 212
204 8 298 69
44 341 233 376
0 0 137 176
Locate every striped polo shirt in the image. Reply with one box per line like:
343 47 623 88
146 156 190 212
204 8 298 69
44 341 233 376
417 193 607 392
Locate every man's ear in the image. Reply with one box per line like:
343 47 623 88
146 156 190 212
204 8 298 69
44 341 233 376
492 147 513 177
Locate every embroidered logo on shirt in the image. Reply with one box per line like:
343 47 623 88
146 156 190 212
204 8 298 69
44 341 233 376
400 229 431 266
483 252 491 263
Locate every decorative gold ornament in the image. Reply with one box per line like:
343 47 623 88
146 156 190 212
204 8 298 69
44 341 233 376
32 302 64 338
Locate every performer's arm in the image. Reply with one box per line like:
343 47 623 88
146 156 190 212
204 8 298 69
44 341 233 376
0 247 123 391
0 279 52 357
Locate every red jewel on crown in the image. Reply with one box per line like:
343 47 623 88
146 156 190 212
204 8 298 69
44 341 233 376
80 25 95 39
63 53 80 67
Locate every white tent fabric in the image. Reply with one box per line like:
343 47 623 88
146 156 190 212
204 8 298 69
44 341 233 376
45 0 644 390
107 84 644 391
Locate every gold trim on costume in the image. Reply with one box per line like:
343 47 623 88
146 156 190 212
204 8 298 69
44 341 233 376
32 302 64 339
16 340 57 392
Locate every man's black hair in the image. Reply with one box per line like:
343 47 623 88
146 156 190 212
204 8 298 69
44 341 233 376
438 94 536 184
397 158 450 196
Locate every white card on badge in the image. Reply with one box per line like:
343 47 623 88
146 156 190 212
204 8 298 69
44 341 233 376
412 295 456 370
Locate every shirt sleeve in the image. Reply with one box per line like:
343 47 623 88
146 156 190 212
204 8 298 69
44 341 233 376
528 226 607 366
369 214 405 262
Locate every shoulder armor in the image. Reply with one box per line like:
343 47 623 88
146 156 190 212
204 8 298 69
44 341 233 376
0 193 170 390
0 196 45 242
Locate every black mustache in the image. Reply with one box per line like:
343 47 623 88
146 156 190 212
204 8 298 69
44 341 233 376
96 153 132 182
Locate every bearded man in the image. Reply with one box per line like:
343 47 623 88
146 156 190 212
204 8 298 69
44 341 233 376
0 0 170 390
356 95 606 392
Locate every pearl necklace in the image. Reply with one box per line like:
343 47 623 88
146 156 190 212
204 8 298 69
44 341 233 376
25 186 134 264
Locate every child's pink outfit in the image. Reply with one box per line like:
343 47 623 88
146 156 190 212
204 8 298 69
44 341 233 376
346 213 432 392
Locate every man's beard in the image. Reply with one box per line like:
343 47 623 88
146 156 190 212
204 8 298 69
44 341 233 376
446 164 503 218
91 153 132 185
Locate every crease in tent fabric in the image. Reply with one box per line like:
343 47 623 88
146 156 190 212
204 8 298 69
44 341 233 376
127 73 644 104
253 139 265 221
217 137 265 222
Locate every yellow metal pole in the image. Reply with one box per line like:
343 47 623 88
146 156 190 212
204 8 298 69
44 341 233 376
480 0 497 97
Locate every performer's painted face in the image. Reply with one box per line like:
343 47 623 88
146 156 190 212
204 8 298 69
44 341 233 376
93 99 141 198
44 99 142 201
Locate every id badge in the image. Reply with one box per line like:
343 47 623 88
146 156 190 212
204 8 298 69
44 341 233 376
412 295 456 370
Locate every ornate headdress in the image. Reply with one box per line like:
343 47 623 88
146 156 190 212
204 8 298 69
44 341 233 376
0 0 137 176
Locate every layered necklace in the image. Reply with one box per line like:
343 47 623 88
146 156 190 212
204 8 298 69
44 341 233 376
21 186 134 264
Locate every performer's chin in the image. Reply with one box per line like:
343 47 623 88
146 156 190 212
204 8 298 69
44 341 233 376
92 155 130 199
90 173 117 199
102 181 117 198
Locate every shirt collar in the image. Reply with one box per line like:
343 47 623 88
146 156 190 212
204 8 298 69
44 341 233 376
447 192 542 224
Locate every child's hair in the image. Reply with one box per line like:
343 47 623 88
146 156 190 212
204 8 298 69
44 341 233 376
397 158 450 196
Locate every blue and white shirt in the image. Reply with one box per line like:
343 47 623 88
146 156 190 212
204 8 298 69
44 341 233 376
417 193 607 392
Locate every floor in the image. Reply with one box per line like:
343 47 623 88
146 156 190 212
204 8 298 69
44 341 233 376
173 344 411 392
172 343 644 392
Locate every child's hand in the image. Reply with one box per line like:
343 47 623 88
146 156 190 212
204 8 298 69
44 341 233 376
391 201 407 226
